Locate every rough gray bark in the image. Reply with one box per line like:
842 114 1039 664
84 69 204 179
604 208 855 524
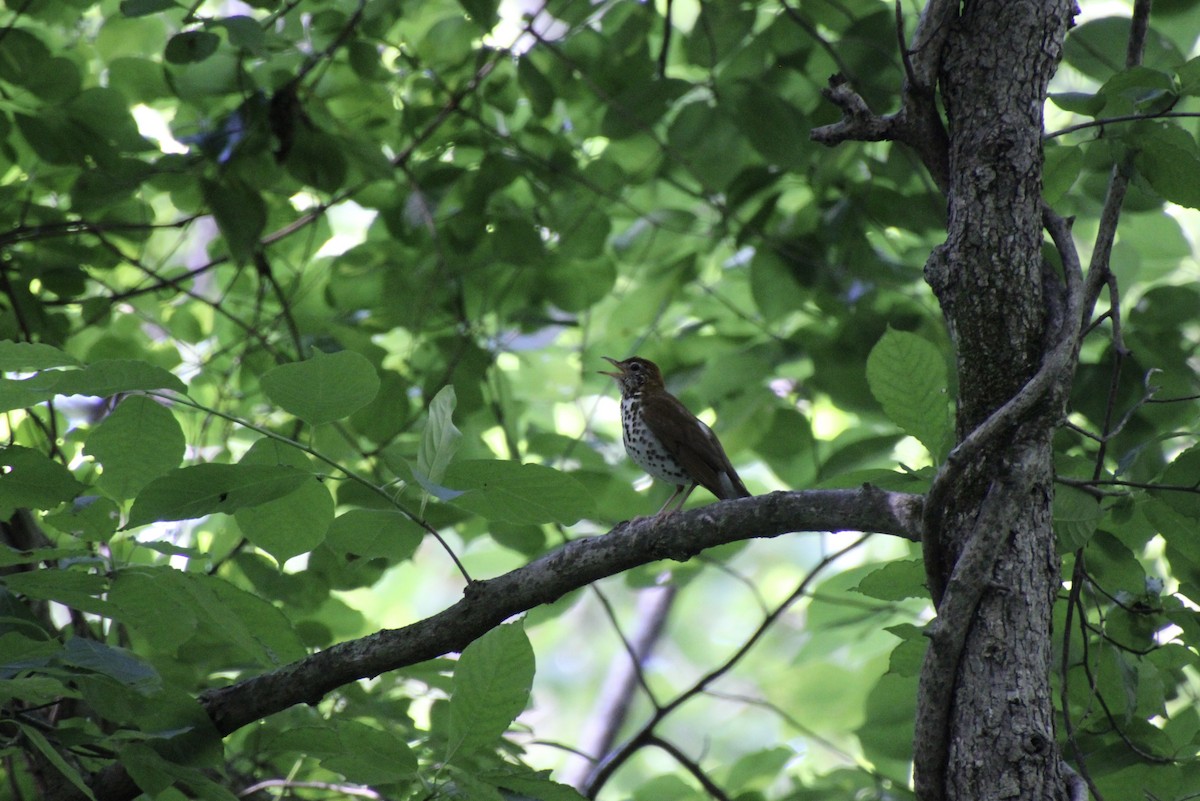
816 1 1082 799
919 2 1077 800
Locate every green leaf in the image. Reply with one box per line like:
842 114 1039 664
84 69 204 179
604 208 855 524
1 569 111 615
0 341 80 371
1097 67 1177 116
852 559 927 601
179 571 306 665
127 463 311 527
55 360 186 397
447 460 594 525
1053 485 1103 553
164 31 219 64
216 16 264 53
883 624 927 677
721 749 793 794
19 725 97 801
0 360 185 413
486 772 588 801
1048 92 1104 116
749 248 807 323
459 0 499 31
1135 123 1200 209
1063 17 1182 82
416 385 462 497
321 720 418 784
0 29 50 88
261 350 380 426
120 0 179 16
1161 444 1200 520
284 125 348 193
120 741 239 800
58 638 160 692
324 509 423 561
44 496 120 542
201 178 266 263
448 621 535 759
233 433 334 563
0 446 87 518
111 567 305 665
1043 143 1083 204
109 568 199 653
234 478 333 563
865 329 952 461
518 58 555 117
85 396 186 499
855 672 916 777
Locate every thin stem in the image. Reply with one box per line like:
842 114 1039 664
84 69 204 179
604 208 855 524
148 391 473 584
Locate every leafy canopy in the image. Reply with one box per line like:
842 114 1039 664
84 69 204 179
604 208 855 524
1 0 1199 799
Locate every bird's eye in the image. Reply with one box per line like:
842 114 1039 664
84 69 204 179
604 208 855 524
629 362 641 372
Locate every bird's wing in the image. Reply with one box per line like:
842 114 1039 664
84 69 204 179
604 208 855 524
641 392 750 500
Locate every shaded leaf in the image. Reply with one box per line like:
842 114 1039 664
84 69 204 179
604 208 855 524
866 329 952 461
1053 485 1103 553
127 464 311 527
261 350 380 425
447 460 594 525
0 341 79 371
321 720 418 784
324 509 423 562
448 622 535 759
164 31 219 64
19 725 96 801
201 177 266 263
0 446 87 518
85 396 186 499
852 559 927 601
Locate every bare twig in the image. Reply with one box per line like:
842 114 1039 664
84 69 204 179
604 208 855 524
584 536 870 797
812 0 954 190
560 584 675 789
1046 111 1200 139
645 734 732 801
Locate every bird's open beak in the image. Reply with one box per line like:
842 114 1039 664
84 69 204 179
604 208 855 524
598 356 625 380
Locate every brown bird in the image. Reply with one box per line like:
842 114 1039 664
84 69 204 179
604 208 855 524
600 356 750 515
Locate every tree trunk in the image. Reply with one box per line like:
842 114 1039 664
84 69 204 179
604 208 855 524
918 2 1077 800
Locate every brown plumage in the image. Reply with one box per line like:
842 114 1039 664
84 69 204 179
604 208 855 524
600 356 750 515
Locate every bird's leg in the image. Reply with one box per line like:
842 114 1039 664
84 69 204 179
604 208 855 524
655 483 697 516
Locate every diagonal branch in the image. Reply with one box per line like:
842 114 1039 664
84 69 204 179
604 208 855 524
75 489 922 801
583 535 870 797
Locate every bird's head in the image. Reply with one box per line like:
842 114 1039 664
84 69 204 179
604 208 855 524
600 356 665 396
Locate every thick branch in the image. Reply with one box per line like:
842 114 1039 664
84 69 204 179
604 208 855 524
79 488 923 801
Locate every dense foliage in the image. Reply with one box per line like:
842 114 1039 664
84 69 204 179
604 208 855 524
1 0 1199 799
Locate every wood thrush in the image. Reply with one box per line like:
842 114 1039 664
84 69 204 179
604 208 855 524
600 356 751 515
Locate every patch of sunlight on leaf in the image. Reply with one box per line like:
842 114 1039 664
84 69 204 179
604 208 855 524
552 402 586 438
1166 203 1200 261
131 104 187 154
315 200 377 258
892 435 933 470
488 0 567 53
480 425 510 457
373 329 417 371
809 397 857 441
